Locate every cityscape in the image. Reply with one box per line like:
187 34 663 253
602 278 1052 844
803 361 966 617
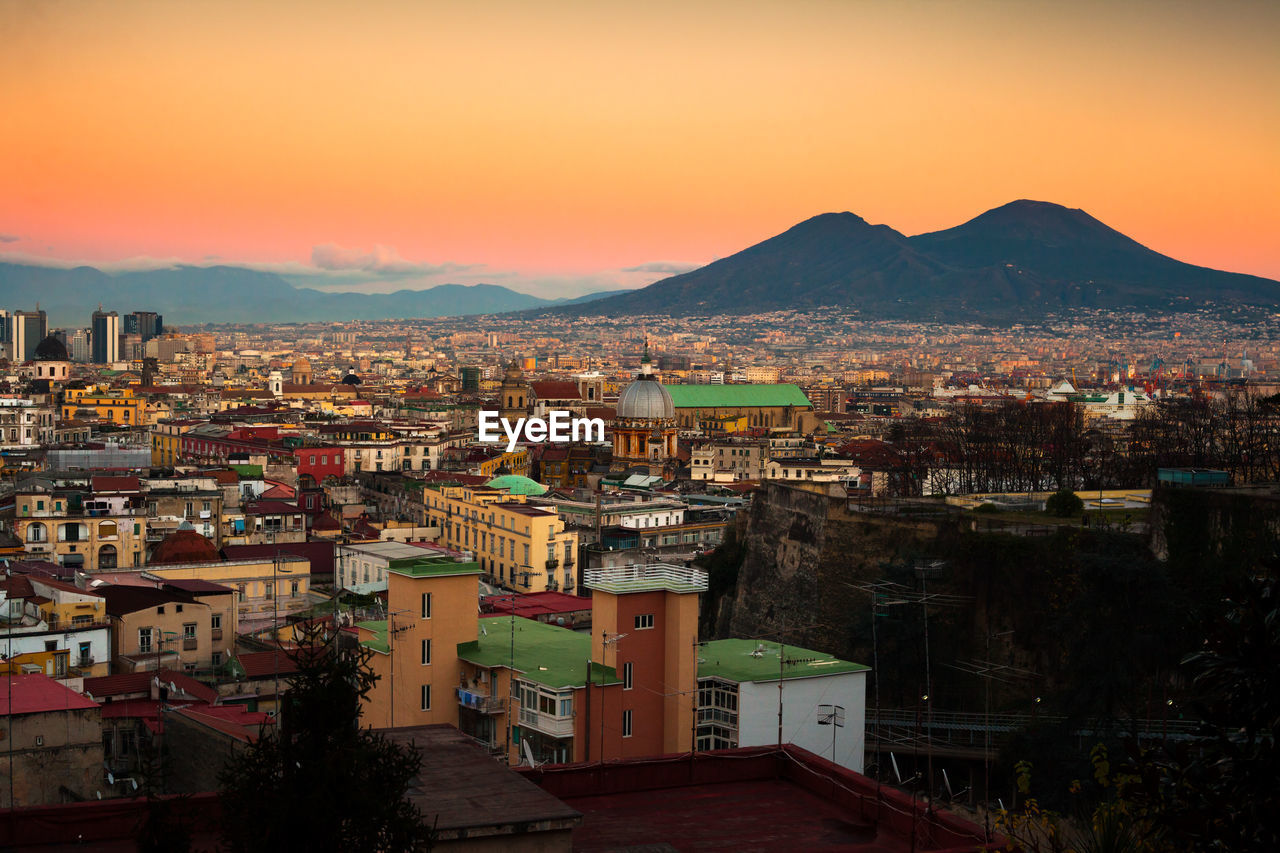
2 1 1278 852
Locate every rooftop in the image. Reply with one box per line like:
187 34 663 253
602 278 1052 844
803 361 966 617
699 638 869 683
387 554 481 578
584 563 707 595
457 615 619 689
666 383 813 409
0 674 98 715
522 745 998 852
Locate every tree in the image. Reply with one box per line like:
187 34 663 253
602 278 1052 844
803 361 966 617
218 621 435 853
1046 489 1084 518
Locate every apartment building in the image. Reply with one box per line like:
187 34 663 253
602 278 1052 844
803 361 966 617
11 479 148 571
0 398 56 449
0 571 111 678
423 482 578 593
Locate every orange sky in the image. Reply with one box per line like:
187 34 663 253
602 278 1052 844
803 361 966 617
2 0 1278 296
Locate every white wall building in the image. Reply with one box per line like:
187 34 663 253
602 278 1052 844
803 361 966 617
697 639 868 773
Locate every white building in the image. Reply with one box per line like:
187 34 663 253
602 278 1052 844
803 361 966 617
0 398 56 449
697 638 867 772
335 540 451 595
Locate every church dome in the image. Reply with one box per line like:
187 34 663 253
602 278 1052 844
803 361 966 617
616 346 673 421
34 336 69 361
149 522 219 565
617 377 674 421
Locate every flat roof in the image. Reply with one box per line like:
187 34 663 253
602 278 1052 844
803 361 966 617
666 383 813 409
387 554 481 578
356 620 389 654
457 616 618 689
699 638 868 683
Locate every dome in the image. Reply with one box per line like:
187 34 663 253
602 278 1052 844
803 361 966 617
34 336 69 361
485 475 548 496
292 357 310 369
341 373 362 385
149 524 219 565
616 376 674 421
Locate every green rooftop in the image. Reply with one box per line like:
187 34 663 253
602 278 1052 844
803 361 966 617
230 464 264 479
698 638 868 684
486 474 548 496
357 620 389 654
457 616 619 689
387 554 481 578
666 383 813 410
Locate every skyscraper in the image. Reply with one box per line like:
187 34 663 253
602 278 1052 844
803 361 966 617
91 310 120 364
125 311 163 341
9 310 47 362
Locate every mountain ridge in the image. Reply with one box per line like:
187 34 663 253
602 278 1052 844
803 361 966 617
562 200 1279 318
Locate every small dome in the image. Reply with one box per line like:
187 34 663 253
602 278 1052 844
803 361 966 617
616 377 674 421
34 336 69 361
150 527 219 565
485 475 548 496
341 373 362 385
292 357 311 369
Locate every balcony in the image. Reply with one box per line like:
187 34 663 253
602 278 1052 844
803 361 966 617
182 638 198 651
518 706 575 738
584 564 708 595
456 688 506 714
545 558 559 570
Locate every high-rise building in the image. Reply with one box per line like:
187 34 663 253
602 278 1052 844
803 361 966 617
125 311 163 341
91 310 120 364
9 310 47 362
69 329 91 363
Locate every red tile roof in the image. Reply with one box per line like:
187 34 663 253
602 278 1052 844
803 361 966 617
233 650 300 679
91 475 140 493
0 674 98 715
83 668 219 704
531 381 582 400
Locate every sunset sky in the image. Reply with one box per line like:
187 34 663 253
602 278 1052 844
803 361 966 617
2 0 1278 297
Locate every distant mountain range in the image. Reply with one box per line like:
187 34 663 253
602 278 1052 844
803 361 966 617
565 200 1280 319
0 263 622 327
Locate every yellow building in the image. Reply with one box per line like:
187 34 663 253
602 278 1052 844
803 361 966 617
422 482 577 593
14 489 147 571
138 556 309 632
62 386 149 427
151 418 201 466
472 447 531 478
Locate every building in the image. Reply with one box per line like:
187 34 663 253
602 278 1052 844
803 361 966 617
62 386 147 426
8 310 47 363
0 570 111 679
0 398 56 450
499 358 530 421
124 311 163 341
422 480 578 593
12 479 148 571
100 583 234 674
0 674 103 807
611 346 678 476
666 383 818 433
359 560 705 769
91 309 120 364
335 540 451 595
697 638 868 772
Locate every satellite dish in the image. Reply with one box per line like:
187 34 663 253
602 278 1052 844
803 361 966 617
107 771 115 785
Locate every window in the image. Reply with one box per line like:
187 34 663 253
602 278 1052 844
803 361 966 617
176 604 183 613
212 652 223 667
290 580 299 597
265 582 274 598
634 614 655 630
157 606 165 615
237 584 246 603
623 662 633 690
421 592 432 619
138 628 153 653
420 639 431 665
98 544 117 569
420 683 431 711
211 614 222 630
26 523 45 543
559 697 572 717
98 520 117 538
183 623 196 639
622 709 633 737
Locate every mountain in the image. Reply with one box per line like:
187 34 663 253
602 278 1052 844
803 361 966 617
0 264 616 326
567 201 1280 318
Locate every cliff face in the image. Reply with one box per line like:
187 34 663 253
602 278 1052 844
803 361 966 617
722 484 954 662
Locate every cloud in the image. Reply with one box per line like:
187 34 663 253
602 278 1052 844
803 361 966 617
620 261 700 274
310 243 477 277
0 234 19 244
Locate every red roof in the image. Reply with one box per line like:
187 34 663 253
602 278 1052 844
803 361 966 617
531 381 582 400
484 591 591 619
91 475 140 493
233 650 300 679
0 674 98 715
83 669 219 704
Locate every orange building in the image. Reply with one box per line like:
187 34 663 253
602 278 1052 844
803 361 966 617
358 559 706 767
